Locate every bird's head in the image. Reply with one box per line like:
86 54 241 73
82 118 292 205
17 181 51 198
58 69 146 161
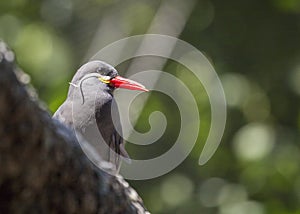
70 61 148 94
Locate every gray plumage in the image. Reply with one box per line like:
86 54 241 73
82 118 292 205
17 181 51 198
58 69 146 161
53 61 129 171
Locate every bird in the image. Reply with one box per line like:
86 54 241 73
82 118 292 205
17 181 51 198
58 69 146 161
53 60 148 172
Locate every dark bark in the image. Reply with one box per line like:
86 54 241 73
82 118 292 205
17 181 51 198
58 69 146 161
0 41 149 214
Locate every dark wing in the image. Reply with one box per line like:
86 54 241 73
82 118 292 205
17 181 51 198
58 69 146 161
95 100 130 169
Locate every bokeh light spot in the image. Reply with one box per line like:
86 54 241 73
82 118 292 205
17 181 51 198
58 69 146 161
221 72 250 108
220 201 265 214
198 177 226 207
218 183 248 206
160 173 194 207
233 123 275 161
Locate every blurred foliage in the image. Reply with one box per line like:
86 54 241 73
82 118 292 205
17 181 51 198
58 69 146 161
1 0 300 213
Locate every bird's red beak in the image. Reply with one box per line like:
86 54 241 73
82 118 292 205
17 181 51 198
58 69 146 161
110 76 149 92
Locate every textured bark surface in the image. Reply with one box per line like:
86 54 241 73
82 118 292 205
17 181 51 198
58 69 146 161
0 41 149 214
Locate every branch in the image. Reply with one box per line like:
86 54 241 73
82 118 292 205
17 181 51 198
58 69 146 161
0 40 149 214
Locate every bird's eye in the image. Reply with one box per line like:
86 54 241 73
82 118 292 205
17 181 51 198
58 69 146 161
106 71 113 77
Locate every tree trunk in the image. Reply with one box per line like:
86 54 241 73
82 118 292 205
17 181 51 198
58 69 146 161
0 40 149 214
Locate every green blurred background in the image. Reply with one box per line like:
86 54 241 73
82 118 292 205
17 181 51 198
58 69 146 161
1 0 300 213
